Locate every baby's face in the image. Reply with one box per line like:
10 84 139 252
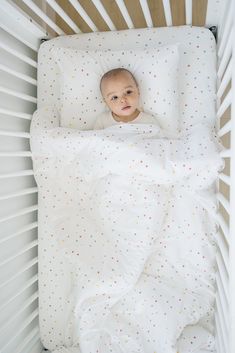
101 72 140 119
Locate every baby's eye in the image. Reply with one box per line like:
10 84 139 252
126 90 133 95
111 95 118 101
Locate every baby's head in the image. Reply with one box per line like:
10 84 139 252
100 68 140 121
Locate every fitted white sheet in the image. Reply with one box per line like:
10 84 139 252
35 26 218 352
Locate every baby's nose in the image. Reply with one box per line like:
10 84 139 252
120 95 127 102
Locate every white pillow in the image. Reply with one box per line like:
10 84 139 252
52 45 180 132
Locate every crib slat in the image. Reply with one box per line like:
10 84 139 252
0 257 38 290
0 42 37 68
14 327 40 353
219 172 231 186
218 0 233 58
0 240 38 267
215 312 225 353
0 151 32 157
215 310 229 353
220 148 231 158
229 9 235 351
216 251 229 304
215 318 223 353
45 0 81 33
217 90 232 120
217 0 230 42
216 226 229 272
68 0 98 31
0 274 38 311
0 86 37 103
0 291 38 331
216 295 228 352
0 63 37 85
162 0 172 26
185 0 192 25
0 0 47 38
0 108 32 120
0 22 38 52
139 0 153 27
1 307 39 352
0 204 38 224
0 188 38 201
217 31 232 80
217 192 230 214
24 337 41 353
0 130 30 138
217 59 232 100
216 271 229 332
218 120 231 137
217 213 229 244
115 0 134 29
91 0 116 30
0 170 35 180
0 221 38 244
21 0 65 35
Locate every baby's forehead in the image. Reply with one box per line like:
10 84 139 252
102 72 136 87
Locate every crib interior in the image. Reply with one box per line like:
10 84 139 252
0 1 234 353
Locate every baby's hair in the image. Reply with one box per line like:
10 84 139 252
100 68 138 93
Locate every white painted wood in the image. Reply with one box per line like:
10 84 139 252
115 0 134 29
91 0 116 30
45 0 81 33
185 0 192 25
217 59 232 100
217 31 232 79
21 0 65 35
229 4 235 352
206 0 224 27
218 2 233 59
217 90 232 120
216 251 229 304
68 0 98 31
162 0 172 26
219 120 231 137
0 41 37 68
0 0 47 39
0 4 42 351
0 257 38 291
217 192 230 213
139 0 153 27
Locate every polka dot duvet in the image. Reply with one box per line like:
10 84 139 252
31 104 224 353
33 26 224 353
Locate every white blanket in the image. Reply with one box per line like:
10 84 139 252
31 107 224 353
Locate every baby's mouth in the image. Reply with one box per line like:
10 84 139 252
122 106 131 110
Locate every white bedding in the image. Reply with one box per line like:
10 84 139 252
35 25 219 353
31 106 223 353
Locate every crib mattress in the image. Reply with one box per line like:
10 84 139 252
36 26 217 352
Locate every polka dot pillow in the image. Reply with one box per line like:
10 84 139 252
52 45 180 132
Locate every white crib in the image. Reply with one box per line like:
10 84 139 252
0 1 234 353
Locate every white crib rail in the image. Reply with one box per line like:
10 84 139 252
0 1 47 353
229 4 235 353
0 1 233 353
216 1 234 353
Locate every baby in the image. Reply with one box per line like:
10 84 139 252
93 68 157 129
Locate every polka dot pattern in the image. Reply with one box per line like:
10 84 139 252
30 105 224 353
